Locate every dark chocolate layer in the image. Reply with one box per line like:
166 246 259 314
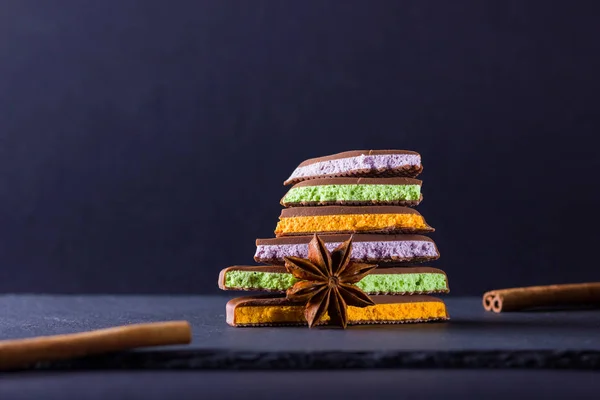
256 234 435 246
222 265 445 277
281 198 423 208
228 294 444 309
280 205 420 218
297 150 420 167
290 177 422 188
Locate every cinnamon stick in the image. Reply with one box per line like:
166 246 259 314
0 321 191 370
483 282 600 313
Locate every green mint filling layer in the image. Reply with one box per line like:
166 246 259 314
225 271 447 293
225 271 297 291
283 184 421 203
355 273 447 293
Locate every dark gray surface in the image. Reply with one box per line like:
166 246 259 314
2 295 599 351
1 295 600 370
2 370 600 400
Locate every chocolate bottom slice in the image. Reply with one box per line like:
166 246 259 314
219 266 449 295
255 234 439 265
226 295 449 327
275 206 434 236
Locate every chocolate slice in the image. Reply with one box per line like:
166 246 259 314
275 206 434 236
280 205 421 217
284 150 423 186
255 234 440 265
226 294 449 327
281 177 423 207
219 265 449 295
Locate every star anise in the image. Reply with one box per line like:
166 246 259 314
284 234 377 328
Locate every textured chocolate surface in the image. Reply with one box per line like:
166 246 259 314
284 165 424 186
228 294 444 309
369 266 446 276
256 234 435 246
290 177 422 188
223 265 444 276
283 198 423 207
255 258 438 267
280 205 421 218
296 150 420 167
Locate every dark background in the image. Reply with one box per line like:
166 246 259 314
1 0 599 295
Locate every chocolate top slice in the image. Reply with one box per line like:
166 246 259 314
280 205 420 218
223 265 446 276
228 294 444 308
369 266 446 276
297 150 420 167
256 234 435 246
290 177 422 188
221 265 288 275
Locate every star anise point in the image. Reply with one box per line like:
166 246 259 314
285 234 377 329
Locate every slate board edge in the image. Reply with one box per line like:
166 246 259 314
21 349 600 371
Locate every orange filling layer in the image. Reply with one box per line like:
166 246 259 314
275 214 428 235
232 301 447 326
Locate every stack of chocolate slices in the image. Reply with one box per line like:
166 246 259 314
219 150 449 327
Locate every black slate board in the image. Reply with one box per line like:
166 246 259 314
3 371 600 400
1 295 599 370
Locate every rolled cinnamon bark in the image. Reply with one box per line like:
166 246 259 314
483 283 600 313
0 321 191 370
